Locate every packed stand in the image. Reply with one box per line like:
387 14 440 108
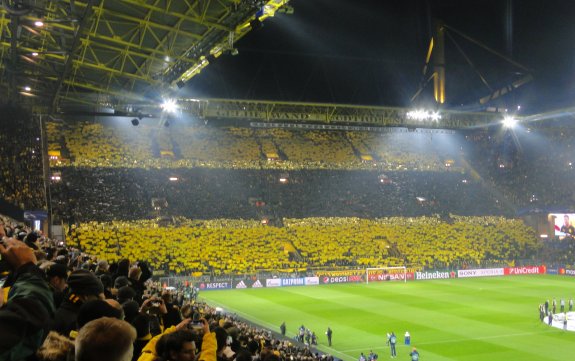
67 216 539 275
0 105 45 210
0 225 335 361
50 168 508 223
464 124 575 210
47 117 575 211
47 120 465 171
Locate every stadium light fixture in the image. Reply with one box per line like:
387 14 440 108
161 99 177 113
169 177 178 181
406 109 441 121
502 116 517 128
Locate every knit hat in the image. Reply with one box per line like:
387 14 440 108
67 270 104 296
114 276 130 289
99 274 113 289
122 300 140 323
46 263 69 279
131 314 151 338
117 286 137 302
76 299 123 329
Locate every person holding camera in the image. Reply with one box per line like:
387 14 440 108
138 317 215 361
140 295 168 335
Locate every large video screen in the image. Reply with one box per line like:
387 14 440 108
550 213 575 237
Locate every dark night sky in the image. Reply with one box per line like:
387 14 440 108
181 0 575 114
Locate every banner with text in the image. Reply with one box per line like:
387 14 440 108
457 268 504 278
504 266 546 275
414 271 456 280
315 270 365 278
368 272 415 282
266 279 282 288
304 277 320 286
320 275 364 284
281 278 306 287
199 282 231 290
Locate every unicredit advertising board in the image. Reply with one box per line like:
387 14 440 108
504 266 546 275
457 268 504 278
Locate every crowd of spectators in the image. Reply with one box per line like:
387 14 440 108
3 109 574 361
0 225 337 361
50 167 508 223
47 120 463 171
0 105 45 210
465 125 575 209
46 117 575 212
66 215 539 275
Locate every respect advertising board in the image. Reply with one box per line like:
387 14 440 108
198 282 232 290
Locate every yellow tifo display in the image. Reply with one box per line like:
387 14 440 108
68 216 539 275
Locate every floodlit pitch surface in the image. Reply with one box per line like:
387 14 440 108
201 275 573 361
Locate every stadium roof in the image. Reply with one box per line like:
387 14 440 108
0 0 289 112
2 0 574 129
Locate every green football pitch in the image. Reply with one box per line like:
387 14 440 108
201 275 574 361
